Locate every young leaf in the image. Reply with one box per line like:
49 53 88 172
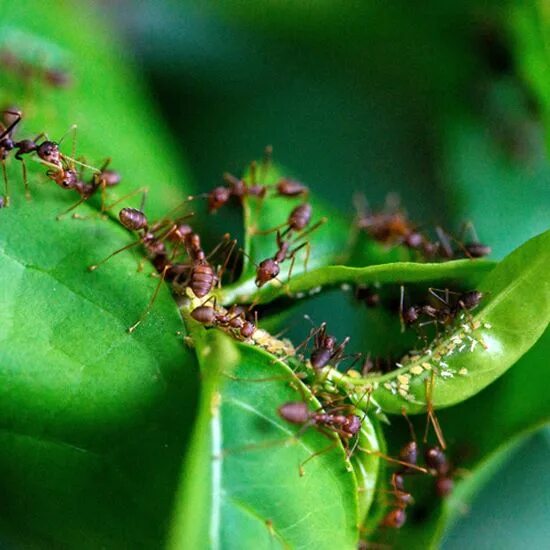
363 229 550 413
221 259 495 305
169 321 362 550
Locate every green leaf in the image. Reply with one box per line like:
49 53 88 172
373 327 550 549
1 1 192 217
365 229 550 413
221 259 495 305
169 319 361 550
0 1 199 546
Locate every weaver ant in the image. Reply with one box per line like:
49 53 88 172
436 223 491 259
400 286 484 331
191 300 256 340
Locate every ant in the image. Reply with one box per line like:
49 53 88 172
0 108 23 203
0 48 72 89
436 223 491 260
255 213 326 288
380 472 414 529
354 285 380 308
191 147 309 213
400 286 484 331
308 322 350 370
355 194 438 259
191 301 257 340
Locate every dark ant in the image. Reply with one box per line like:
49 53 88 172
275 178 309 197
191 301 256 340
436 223 491 259
0 108 23 203
0 48 72 89
278 400 362 476
354 285 380 308
355 194 438 259
380 472 414 529
191 147 309 213
255 213 326 288
309 322 350 370
400 286 484 331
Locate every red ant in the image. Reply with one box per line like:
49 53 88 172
190 301 256 340
255 214 326 287
190 147 310 213
0 48 72 89
380 472 414 528
355 194 438 258
309 322 350 370
436 223 491 259
400 286 483 331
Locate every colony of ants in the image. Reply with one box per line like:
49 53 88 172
3 101 489 540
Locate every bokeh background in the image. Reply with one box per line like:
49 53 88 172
103 1 549 547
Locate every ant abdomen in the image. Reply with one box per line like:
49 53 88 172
398 441 418 468
381 508 407 529
119 207 148 231
288 203 312 232
278 402 310 424
190 264 217 298
190 305 217 325
276 178 309 197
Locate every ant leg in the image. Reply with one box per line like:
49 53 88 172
357 448 428 474
216 239 237 286
0 110 22 139
1 161 9 205
423 373 446 450
299 439 339 476
292 217 328 244
206 233 232 261
399 285 406 333
57 195 89 220
88 239 143 271
103 186 149 213
99 157 112 172
435 226 454 259
128 265 170 333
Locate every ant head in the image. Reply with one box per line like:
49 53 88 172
461 290 484 310
435 476 454 497
57 169 78 189
424 445 447 471
37 141 61 165
190 305 217 325
208 186 231 212
170 223 193 243
240 320 256 339
119 207 148 231
278 401 310 425
346 415 362 437
381 508 407 529
404 232 424 249
403 306 419 324
255 258 280 287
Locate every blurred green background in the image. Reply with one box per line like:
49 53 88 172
102 1 548 546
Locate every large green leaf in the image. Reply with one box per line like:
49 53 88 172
343 229 550 413
169 318 368 550
0 1 199 546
